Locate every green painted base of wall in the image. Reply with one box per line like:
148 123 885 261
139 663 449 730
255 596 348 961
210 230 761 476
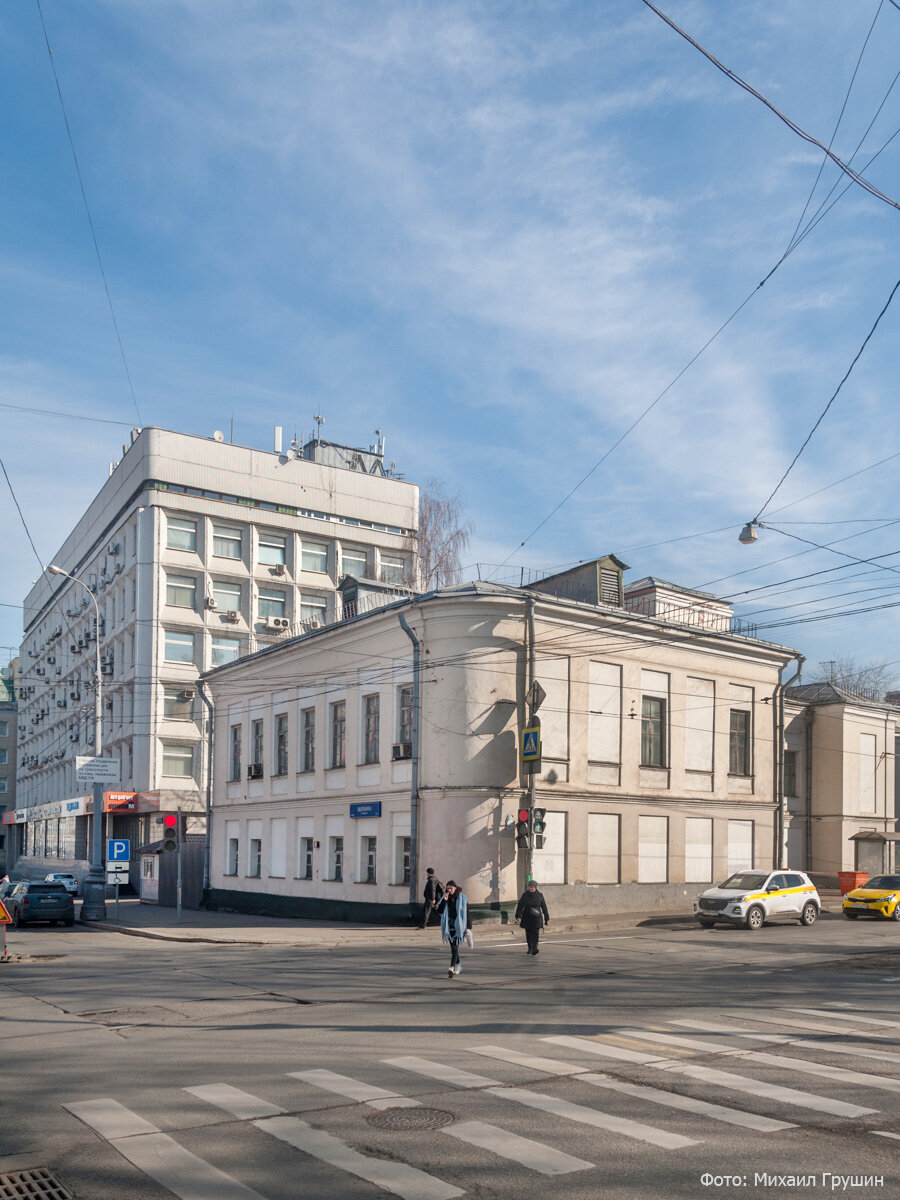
204 888 511 925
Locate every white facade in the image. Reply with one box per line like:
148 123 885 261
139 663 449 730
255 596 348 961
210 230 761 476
13 427 418 863
205 579 798 921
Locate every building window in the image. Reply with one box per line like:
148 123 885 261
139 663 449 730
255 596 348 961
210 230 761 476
212 580 242 613
380 554 405 584
342 547 368 578
167 517 197 551
0 749 7 767
641 697 666 767
258 588 287 619
249 837 262 878
162 743 193 777
330 701 346 768
0 720 8 737
163 686 193 720
302 541 328 573
397 836 411 885
729 710 751 776
258 531 287 566
212 525 242 559
330 835 343 881
398 685 413 745
363 836 377 884
0 778 7 795
227 837 239 875
252 719 264 769
363 695 380 764
211 637 240 668
301 837 313 880
164 630 195 665
166 574 197 609
302 708 315 772
784 749 798 797
300 594 327 626
275 713 289 776
230 725 241 782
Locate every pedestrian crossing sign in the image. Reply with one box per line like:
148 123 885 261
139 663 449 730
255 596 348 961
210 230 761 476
0 899 10 925
521 721 541 767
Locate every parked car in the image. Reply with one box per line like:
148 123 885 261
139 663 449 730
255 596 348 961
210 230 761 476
0 879 17 901
842 874 900 921
45 872 79 896
6 881 75 928
694 870 821 930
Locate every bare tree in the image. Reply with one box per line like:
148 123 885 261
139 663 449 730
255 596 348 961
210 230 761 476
817 655 898 698
407 480 473 590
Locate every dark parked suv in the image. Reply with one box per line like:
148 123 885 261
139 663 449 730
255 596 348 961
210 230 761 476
6 881 75 927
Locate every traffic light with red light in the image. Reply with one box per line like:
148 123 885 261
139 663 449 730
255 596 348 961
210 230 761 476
516 808 531 850
162 813 179 853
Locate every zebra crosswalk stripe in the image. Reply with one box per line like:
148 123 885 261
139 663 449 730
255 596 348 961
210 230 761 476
383 1057 496 1088
654 1062 876 1118
185 1084 285 1119
672 1019 900 1065
541 1035 665 1065
290 1068 416 1106
788 1008 900 1031
63 1099 269 1200
732 1009 896 1038
442 1121 592 1175
467 1045 590 1075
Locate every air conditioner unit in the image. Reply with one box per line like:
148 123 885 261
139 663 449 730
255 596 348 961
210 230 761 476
206 597 218 610
35 668 45 677
69 732 80 743
47 655 56 664
70 644 78 654
56 700 67 709
271 564 287 576
264 616 290 631
114 563 123 575
392 742 413 760
178 689 194 702
108 542 121 555
247 763 263 779
70 691 81 701
225 610 240 623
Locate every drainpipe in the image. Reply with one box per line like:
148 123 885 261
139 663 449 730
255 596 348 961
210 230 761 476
774 655 805 869
398 612 420 921
197 679 215 896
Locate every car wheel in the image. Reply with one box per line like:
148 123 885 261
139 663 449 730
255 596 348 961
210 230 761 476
745 905 765 931
843 911 859 919
890 906 900 921
12 910 23 929
698 918 716 929
800 902 818 927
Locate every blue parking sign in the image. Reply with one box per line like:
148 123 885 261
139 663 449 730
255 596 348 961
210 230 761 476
107 838 130 863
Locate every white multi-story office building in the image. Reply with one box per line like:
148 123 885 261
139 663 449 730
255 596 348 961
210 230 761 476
9 426 418 878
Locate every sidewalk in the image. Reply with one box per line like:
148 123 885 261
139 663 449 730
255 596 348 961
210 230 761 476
76 893 843 947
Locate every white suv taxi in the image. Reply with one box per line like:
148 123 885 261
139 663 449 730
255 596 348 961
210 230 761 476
694 870 820 930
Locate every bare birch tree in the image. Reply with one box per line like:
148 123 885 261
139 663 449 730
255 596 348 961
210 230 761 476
817 655 898 698
407 480 472 590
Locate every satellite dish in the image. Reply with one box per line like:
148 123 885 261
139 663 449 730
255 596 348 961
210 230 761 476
213 430 225 442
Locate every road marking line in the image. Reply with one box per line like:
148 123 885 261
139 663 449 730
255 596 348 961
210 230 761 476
467 1045 589 1075
542 1035 667 1065
486 1087 696 1149
787 1008 900 1030
442 1121 592 1175
254 1116 464 1200
63 1100 269 1200
733 1009 895 1038
873 1131 900 1141
654 1062 875 1118
492 935 637 949
576 1073 795 1132
383 1057 496 1088
184 1084 285 1119
671 1019 790 1044
290 1069 411 1105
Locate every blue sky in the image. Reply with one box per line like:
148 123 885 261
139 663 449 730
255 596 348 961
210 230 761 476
3 1 900 678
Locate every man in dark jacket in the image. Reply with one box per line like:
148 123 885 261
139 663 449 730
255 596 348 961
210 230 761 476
515 881 550 955
420 867 443 928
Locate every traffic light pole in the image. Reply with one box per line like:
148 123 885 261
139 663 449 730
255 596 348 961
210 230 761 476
525 598 536 885
176 807 183 926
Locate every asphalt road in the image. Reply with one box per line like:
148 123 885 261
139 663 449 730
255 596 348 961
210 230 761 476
1 913 899 1200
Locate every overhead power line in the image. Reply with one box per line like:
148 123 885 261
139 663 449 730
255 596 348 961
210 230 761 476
642 0 900 213
0 402 134 427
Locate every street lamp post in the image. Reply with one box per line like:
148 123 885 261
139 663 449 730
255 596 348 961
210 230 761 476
48 565 107 920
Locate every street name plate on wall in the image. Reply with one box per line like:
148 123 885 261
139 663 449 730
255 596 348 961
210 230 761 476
350 802 382 819
75 756 121 785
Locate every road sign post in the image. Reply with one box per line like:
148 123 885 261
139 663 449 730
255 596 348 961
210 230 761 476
0 897 10 961
76 758 119 923
521 719 542 772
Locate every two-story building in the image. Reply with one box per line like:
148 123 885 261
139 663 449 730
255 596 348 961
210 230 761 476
203 560 800 921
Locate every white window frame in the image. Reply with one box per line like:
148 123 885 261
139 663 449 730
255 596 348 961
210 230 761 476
166 516 197 552
258 531 287 566
212 525 243 559
211 637 241 668
164 630 195 665
161 742 194 778
301 541 328 573
165 574 197 609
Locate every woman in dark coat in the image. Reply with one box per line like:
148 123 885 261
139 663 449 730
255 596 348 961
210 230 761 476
515 881 549 955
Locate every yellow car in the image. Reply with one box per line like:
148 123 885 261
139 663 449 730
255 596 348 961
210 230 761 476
842 873 900 921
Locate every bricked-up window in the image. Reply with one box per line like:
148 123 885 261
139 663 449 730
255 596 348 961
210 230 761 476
641 697 666 767
729 709 751 776
230 726 241 782
330 701 346 768
275 713 289 776
363 695 380 764
302 708 315 772
252 719 264 768
398 685 413 744
784 749 798 797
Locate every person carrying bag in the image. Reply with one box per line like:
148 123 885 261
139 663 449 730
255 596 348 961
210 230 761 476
515 880 549 955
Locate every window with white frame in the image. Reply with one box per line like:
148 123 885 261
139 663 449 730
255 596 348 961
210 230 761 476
0 778 8 795
0 749 7 767
211 637 240 668
162 743 193 778
0 720 8 737
258 588 286 619
248 820 262 878
164 630 195 665
212 525 242 559
329 835 343 881
363 694 379 764
274 713 289 776
300 836 314 879
301 541 328 573
163 686 193 720
301 708 315 772
295 817 314 880
225 820 239 874
396 835 411 885
166 574 197 609
229 725 241 782
212 579 242 613
728 684 753 777
300 594 327 626
341 547 368 578
380 553 405 584
330 701 346 768
362 836 377 883
166 516 197 551
258 531 287 566
397 685 413 746
252 719 264 768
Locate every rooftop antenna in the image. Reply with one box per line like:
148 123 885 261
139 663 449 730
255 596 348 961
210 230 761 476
313 414 325 441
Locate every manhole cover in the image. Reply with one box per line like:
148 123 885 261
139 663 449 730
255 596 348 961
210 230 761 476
0 1167 75 1199
367 1107 455 1132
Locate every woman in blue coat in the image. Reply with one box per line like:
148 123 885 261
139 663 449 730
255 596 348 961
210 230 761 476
436 880 472 978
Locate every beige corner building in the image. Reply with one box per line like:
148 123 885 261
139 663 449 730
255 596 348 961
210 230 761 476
204 559 801 921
